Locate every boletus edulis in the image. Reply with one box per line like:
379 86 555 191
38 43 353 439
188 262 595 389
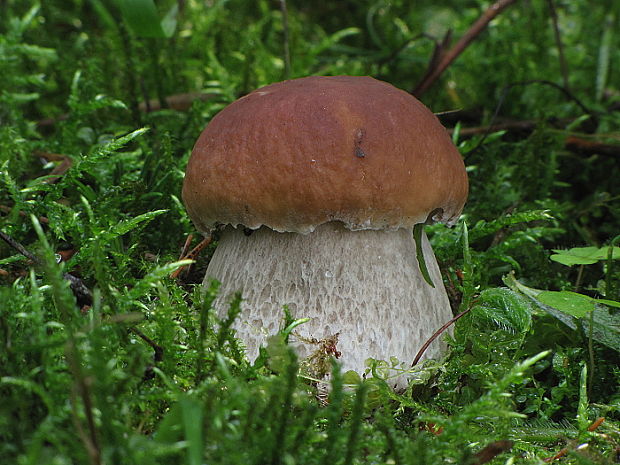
182 76 468 387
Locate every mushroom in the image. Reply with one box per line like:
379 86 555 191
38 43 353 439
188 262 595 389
182 76 468 387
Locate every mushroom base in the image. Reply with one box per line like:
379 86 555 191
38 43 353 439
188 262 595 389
204 222 453 388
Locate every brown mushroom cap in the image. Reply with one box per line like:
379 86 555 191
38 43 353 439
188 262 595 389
182 75 468 234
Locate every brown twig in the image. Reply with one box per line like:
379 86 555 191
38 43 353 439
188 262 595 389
0 229 93 306
447 119 620 157
0 205 49 224
412 30 452 93
412 307 471 366
543 417 605 462
179 233 194 260
412 0 519 97
129 327 164 362
565 135 620 156
170 235 213 279
449 118 545 136
587 417 605 432
0 230 39 263
473 440 514 464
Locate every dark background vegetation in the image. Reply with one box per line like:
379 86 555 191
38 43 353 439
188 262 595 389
1 0 619 463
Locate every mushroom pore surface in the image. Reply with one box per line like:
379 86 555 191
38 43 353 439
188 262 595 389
206 223 451 388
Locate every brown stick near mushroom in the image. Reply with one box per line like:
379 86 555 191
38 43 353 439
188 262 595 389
412 0 519 97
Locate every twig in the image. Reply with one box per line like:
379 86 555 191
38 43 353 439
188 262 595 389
0 230 39 263
565 136 620 156
461 79 594 158
170 235 212 279
0 230 92 306
409 31 452 90
547 0 570 91
129 327 164 362
543 417 605 462
447 118 620 157
448 118 564 136
0 205 49 224
412 307 471 366
412 0 519 97
587 417 605 431
473 440 514 464
179 233 194 260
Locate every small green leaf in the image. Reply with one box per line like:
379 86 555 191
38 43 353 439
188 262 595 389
505 273 620 353
550 246 620 266
127 259 193 299
593 246 620 260
413 223 434 288
596 298 620 309
550 247 601 266
161 3 179 37
265 334 294 374
117 0 176 38
342 370 362 385
281 317 310 338
108 209 168 238
536 291 595 318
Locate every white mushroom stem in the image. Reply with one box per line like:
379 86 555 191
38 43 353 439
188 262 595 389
204 222 453 387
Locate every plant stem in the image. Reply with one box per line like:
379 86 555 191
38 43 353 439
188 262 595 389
280 0 291 79
547 0 570 91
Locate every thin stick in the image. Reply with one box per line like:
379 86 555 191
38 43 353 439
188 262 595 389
0 230 39 263
170 235 212 279
412 0 519 97
0 230 93 306
461 79 593 159
129 327 164 362
179 233 194 260
412 307 471 366
473 440 514 465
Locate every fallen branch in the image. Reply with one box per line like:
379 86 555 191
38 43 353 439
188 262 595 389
0 230 92 307
446 120 620 157
565 135 620 157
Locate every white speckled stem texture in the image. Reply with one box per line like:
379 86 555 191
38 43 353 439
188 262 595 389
204 222 453 387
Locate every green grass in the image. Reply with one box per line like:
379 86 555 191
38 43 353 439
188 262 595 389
1 1 620 463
